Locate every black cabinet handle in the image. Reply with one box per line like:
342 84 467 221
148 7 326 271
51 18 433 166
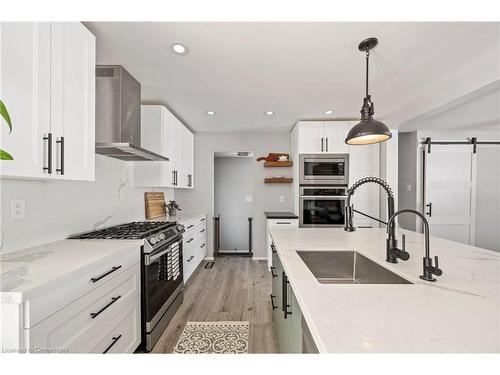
188 174 192 187
186 237 194 243
270 294 277 310
276 222 291 225
325 137 329 152
425 203 432 217
102 334 122 354
187 255 194 262
200 218 206 222
172 171 175 185
43 133 53 174
187 225 194 229
90 265 122 283
200 229 205 233
321 137 324 152
271 243 277 254
200 243 205 248
282 272 291 319
270 266 277 278
56 136 64 175
90 295 121 319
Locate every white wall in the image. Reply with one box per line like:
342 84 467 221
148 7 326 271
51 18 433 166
475 147 500 251
0 155 174 253
175 131 293 259
398 131 418 230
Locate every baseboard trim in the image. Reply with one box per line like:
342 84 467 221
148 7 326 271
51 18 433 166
204 257 214 261
251 257 267 261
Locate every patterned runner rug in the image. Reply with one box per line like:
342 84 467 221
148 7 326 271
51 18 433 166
173 321 249 354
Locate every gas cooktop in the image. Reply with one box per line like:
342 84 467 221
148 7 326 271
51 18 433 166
70 221 176 240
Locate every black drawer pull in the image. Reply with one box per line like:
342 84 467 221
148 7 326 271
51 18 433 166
187 255 195 262
200 243 205 248
187 225 194 229
200 229 206 233
276 222 291 225
103 334 122 354
90 295 121 319
270 294 277 310
200 218 206 222
270 266 277 278
270 243 277 254
91 265 122 283
186 238 194 243
282 272 291 319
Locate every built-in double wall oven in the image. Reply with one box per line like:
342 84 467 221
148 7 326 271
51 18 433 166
299 154 349 228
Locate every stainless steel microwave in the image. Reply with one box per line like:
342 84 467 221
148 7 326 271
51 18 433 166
299 154 349 185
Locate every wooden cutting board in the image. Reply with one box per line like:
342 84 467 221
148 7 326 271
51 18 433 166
145 192 166 219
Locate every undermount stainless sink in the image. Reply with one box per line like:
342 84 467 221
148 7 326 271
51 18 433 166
297 250 412 285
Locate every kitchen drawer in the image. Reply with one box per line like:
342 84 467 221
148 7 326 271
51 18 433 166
82 298 140 353
26 247 139 328
27 262 140 352
182 215 206 231
268 219 298 227
195 237 207 264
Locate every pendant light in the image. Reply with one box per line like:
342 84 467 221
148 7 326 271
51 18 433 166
345 37 392 145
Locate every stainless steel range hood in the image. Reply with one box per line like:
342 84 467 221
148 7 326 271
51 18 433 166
95 65 168 162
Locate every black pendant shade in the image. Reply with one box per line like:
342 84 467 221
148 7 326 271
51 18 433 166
345 37 392 145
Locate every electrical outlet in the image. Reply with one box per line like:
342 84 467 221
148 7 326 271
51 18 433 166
10 200 25 219
280 195 285 203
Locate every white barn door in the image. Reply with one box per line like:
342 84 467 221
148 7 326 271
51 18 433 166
424 145 477 245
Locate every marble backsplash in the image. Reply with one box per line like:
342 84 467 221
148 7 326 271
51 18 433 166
0 155 174 253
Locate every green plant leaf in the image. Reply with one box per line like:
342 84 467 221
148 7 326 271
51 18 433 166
0 148 13 160
0 100 13 134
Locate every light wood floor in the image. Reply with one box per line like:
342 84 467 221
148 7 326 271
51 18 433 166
152 257 278 353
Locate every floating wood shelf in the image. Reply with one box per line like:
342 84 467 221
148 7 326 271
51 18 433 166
264 177 293 184
263 161 293 167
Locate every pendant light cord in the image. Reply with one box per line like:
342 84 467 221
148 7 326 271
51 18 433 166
365 49 370 97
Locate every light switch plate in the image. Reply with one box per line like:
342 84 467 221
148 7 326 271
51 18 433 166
10 200 25 219
280 195 285 203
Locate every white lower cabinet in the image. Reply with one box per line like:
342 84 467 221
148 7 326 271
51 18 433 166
181 215 207 283
5 249 142 354
266 218 298 269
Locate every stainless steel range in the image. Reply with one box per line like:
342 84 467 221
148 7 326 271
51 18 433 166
70 221 185 352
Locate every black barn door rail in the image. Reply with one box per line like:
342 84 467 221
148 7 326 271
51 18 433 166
422 137 500 154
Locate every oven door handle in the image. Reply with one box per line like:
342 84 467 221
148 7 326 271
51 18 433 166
300 195 348 199
145 247 171 265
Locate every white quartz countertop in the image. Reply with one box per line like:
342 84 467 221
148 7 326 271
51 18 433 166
269 227 500 353
0 239 142 302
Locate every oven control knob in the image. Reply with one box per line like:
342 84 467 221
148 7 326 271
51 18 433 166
177 225 184 231
150 237 157 245
159 233 165 240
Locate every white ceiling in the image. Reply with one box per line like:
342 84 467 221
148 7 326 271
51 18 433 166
84 22 500 133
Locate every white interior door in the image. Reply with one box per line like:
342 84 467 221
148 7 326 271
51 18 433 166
424 145 476 245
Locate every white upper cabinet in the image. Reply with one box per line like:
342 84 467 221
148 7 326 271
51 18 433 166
0 22 95 181
133 105 194 189
0 23 51 178
51 23 96 181
296 121 350 154
297 121 324 153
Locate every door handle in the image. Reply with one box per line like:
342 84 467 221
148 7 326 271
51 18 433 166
270 266 277 278
270 294 277 310
321 137 324 152
425 203 432 217
56 136 65 175
102 334 122 354
43 133 53 174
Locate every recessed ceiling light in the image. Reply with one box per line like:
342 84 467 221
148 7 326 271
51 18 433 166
171 43 189 55
206 110 215 115
265 111 275 116
325 110 334 115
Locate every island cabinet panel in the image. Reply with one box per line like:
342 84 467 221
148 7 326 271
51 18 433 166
272 249 303 353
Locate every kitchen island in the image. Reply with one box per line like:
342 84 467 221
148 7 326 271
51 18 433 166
269 227 500 353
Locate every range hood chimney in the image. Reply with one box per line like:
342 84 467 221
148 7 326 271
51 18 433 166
95 65 168 162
